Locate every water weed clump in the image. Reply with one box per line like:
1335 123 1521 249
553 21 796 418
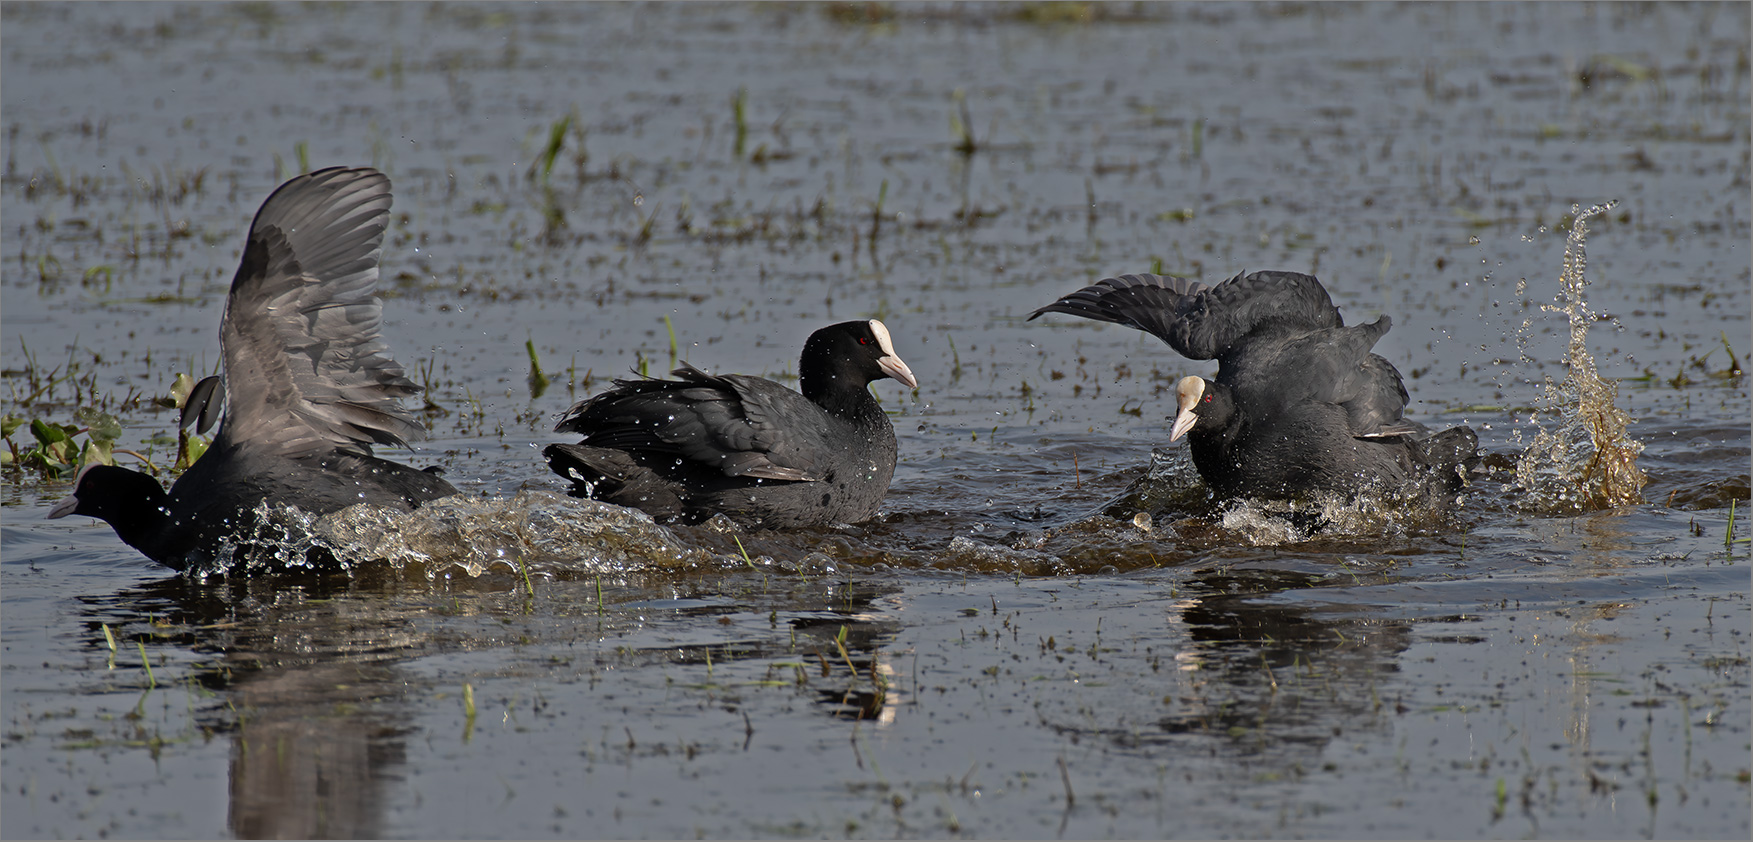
1 412 118 478
3 370 212 480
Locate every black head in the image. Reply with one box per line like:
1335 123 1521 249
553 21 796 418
47 464 174 550
1168 376 1236 442
798 319 918 402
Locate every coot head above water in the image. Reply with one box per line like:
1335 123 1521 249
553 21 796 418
48 167 456 570
543 319 917 528
1031 270 1477 499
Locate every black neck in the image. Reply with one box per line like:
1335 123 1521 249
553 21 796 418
801 368 883 421
89 470 179 562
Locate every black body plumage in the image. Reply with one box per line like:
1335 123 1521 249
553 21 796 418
544 320 917 527
49 167 455 570
1031 270 1477 499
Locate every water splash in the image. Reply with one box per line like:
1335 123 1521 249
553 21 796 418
1101 450 1465 548
188 490 720 578
1216 490 1463 546
1512 201 1647 513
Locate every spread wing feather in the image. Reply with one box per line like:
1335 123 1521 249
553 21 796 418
1029 270 1342 360
216 167 427 457
1036 270 1422 440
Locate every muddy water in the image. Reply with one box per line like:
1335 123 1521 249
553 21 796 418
3 3 1748 838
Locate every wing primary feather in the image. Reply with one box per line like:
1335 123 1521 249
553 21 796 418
215 167 430 457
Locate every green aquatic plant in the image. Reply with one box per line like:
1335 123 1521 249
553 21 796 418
526 337 550 400
532 112 573 186
868 179 888 251
415 355 449 415
634 202 657 246
517 551 537 599
137 640 156 689
731 87 749 159
950 89 978 156
272 142 311 182
823 3 897 26
833 625 857 675
2 407 128 478
163 373 212 472
6 375 215 480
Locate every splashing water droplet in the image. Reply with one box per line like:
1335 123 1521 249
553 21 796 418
1512 200 1647 513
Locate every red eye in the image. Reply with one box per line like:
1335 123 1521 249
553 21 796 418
858 337 870 345
1203 395 1212 403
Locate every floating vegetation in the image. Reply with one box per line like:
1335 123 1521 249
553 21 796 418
1513 201 1648 513
1 412 119 477
4 371 212 480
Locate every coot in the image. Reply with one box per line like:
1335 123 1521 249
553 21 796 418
48 167 456 570
1030 271 1477 499
544 320 917 527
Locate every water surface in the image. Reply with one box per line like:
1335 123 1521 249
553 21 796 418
3 3 1748 838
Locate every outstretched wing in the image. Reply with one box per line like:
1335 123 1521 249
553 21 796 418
215 167 427 457
555 364 830 482
1029 270 1343 360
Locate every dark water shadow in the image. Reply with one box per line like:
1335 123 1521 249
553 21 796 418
74 572 468 839
67 564 917 838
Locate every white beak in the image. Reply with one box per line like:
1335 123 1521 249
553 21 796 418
1168 375 1204 442
878 354 918 389
868 320 918 388
1169 407 1198 442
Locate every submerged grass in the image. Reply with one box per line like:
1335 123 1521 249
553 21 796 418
731 87 749 159
950 89 978 156
533 113 573 186
137 640 155 689
525 338 550 400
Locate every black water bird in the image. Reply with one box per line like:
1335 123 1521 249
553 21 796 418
1029 270 1477 499
544 320 917 527
48 167 456 570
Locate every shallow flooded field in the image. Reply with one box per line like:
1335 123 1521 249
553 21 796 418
3 3 1749 838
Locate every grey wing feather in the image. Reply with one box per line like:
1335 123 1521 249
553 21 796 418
711 374 831 481
1029 270 1343 360
1310 321 1426 439
179 375 225 434
1254 317 1422 439
557 364 827 482
1346 354 1427 438
216 167 427 457
1028 273 1209 352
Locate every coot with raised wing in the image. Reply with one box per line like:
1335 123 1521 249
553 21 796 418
1030 270 1476 499
48 167 456 570
544 320 917 527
